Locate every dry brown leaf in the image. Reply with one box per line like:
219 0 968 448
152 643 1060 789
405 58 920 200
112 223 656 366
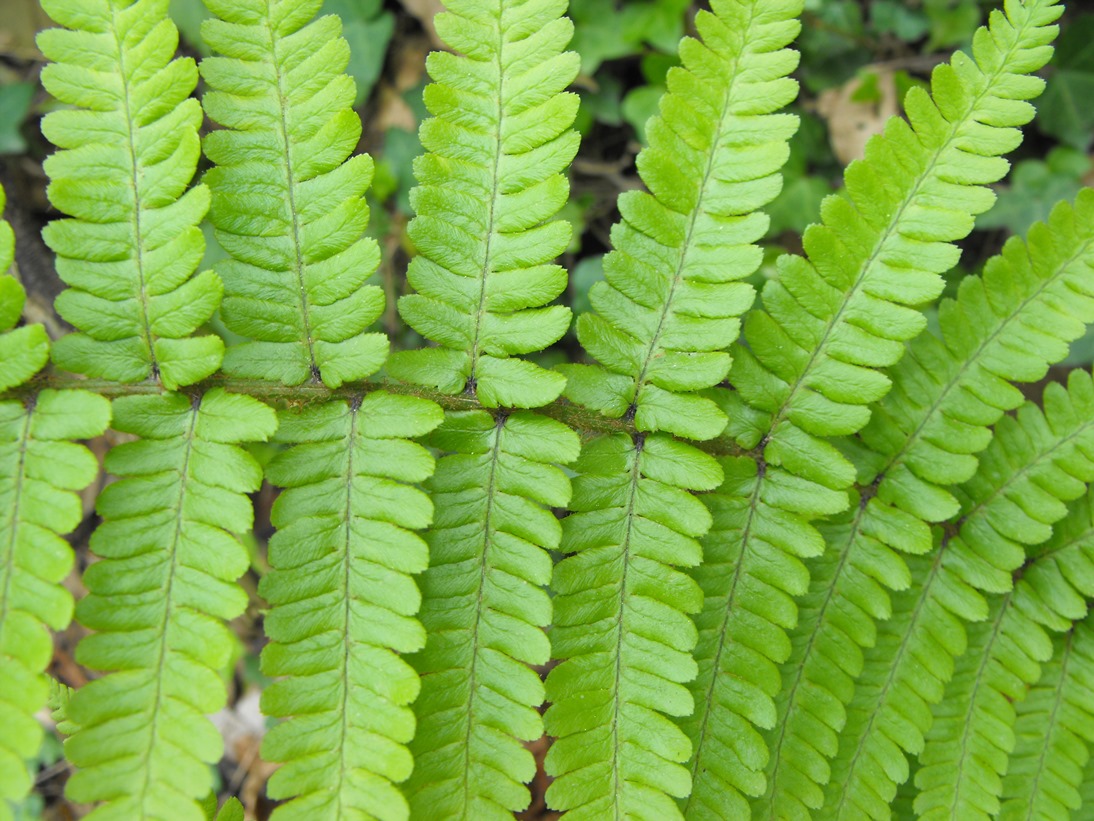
816 68 899 167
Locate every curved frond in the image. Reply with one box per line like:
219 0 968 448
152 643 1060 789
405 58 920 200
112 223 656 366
37 0 224 389
562 0 801 440
64 390 276 819
999 622 1094 820
759 188 1094 817
545 434 722 818
690 2 1061 812
825 370 1094 818
258 393 442 819
0 391 109 813
386 0 580 408
199 0 388 388
0 186 49 392
408 411 579 817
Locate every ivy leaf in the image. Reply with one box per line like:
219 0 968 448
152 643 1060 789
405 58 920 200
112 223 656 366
0 83 34 155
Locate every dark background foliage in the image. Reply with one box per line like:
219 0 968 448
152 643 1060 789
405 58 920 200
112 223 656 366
0 0 1090 817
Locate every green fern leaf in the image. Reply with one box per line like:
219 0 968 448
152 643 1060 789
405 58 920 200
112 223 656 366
759 189 1094 818
914 594 1045 819
385 0 580 408
999 622 1094 820
916 487 1094 818
36 0 224 389
826 369 1094 818
407 410 579 817
258 393 442 819
0 187 49 392
544 433 722 818
64 389 276 819
562 0 801 440
199 0 389 388
691 0 1062 811
0 390 109 814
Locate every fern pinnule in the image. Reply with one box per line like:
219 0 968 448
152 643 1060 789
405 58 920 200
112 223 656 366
199 0 389 389
690 2 1062 809
386 0 580 408
0 188 49 392
0 390 109 814
407 411 579 818
999 622 1094 820
562 0 801 441
545 434 723 818
827 369 1094 818
259 393 442 820
37 0 224 389
760 188 1094 817
64 390 276 819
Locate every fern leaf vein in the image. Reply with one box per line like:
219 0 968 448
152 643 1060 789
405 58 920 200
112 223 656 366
0 390 109 812
64 389 275 819
545 433 719 819
388 0 580 408
564 0 800 441
38 0 224 389
200 0 387 388
825 371 1094 818
409 410 579 818
260 392 442 819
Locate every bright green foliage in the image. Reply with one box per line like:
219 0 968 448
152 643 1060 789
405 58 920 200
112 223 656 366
562 0 801 441
408 411 579 818
1000 622 1094 820
827 369 1094 818
915 595 1043 820
386 0 580 408
729 0 1061 454
916 488 1094 818
545 433 722 819
199 0 389 389
258 393 442 820
0 188 49 393
0 391 109 817
37 0 225 390
760 188 1094 817
64 390 276 819
686 452 846 818
689 1 1062 810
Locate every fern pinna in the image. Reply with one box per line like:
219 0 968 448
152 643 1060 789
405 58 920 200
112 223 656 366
5 0 1094 818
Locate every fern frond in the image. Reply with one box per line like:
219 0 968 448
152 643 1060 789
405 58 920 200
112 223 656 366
37 0 224 390
999 621 1094 820
544 433 722 818
257 393 442 819
0 187 49 392
561 0 801 440
688 2 1061 811
199 0 388 388
64 389 276 819
759 189 1094 817
825 370 1094 818
385 0 580 408
407 411 579 817
913 594 1044 819
915 487 1094 818
0 390 109 814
